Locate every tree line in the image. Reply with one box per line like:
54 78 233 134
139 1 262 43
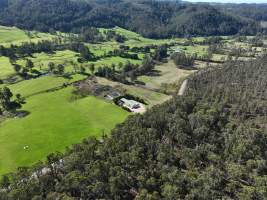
0 40 93 62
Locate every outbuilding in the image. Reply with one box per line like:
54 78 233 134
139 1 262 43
120 98 141 109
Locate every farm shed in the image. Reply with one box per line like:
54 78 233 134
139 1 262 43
120 98 141 109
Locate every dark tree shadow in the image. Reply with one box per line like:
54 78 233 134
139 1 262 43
134 80 145 85
145 69 161 77
15 110 30 118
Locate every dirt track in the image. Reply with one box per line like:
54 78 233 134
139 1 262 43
178 79 188 96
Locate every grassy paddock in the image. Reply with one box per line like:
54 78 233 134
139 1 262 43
0 25 54 46
0 56 15 79
17 50 79 73
0 86 129 175
16 50 142 74
8 74 86 97
138 60 195 91
0 26 29 44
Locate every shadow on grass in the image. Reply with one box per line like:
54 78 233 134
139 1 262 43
178 66 198 70
145 69 161 77
134 80 145 85
15 110 30 118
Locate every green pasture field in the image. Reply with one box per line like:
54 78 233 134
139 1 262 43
0 26 29 44
0 86 129 175
212 54 227 62
0 25 54 46
17 50 79 73
16 50 142 74
0 56 15 79
138 60 195 91
104 27 185 47
125 85 171 106
89 43 118 57
88 56 142 69
182 45 209 56
7 74 86 97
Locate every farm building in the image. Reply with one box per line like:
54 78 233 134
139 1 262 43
119 98 141 110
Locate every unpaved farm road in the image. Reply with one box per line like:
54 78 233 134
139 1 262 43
178 79 188 96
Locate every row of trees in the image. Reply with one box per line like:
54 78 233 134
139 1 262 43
77 28 127 44
107 49 139 60
0 40 95 63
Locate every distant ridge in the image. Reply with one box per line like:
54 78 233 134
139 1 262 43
0 0 264 38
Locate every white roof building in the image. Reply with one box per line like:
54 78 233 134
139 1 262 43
120 98 140 109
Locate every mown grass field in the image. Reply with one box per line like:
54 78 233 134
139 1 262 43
0 86 129 175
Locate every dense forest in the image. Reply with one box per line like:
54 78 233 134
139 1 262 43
0 0 264 38
0 55 266 199
218 3 267 22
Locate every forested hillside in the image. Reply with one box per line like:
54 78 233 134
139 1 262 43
218 3 267 22
0 0 263 38
1 55 266 199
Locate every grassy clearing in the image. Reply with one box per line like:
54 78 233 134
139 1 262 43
0 25 54 46
0 86 129 175
0 26 29 43
125 85 171 106
182 45 209 56
138 60 195 91
192 37 205 43
89 43 118 57
0 56 15 79
89 56 142 68
105 27 185 48
212 54 227 62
